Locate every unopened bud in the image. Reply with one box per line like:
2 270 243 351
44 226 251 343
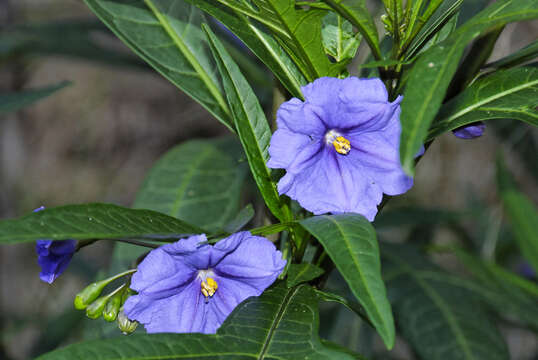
117 308 138 334
103 290 122 322
86 296 108 319
74 280 109 310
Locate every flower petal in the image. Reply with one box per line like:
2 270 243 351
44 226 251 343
276 98 326 136
453 122 485 139
267 129 311 169
125 280 213 334
214 232 286 290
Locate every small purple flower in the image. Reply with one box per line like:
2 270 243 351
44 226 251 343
124 232 286 334
453 122 485 139
34 206 76 284
267 77 413 221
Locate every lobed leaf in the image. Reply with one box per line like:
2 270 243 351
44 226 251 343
204 26 291 222
83 0 233 131
300 214 395 349
37 284 355 360
429 67 538 139
0 203 202 244
0 81 70 114
399 0 538 175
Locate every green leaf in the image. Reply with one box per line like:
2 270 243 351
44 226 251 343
0 81 70 114
446 247 538 330
373 206 463 228
0 203 201 244
428 67 538 139
321 12 361 63
485 40 538 69
133 138 247 233
212 0 343 80
83 0 233 131
0 21 144 68
204 25 291 223
300 214 395 349
186 0 307 98
496 154 538 272
322 0 381 60
223 204 255 233
37 284 355 360
315 289 372 327
382 244 509 360
399 0 538 175
286 263 325 287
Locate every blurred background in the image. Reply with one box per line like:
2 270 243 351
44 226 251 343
0 0 536 359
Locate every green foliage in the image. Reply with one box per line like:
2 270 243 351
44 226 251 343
399 0 538 175
204 25 291 222
383 244 510 360
134 138 248 232
429 67 538 139
83 0 233 131
321 11 360 63
300 214 395 349
209 0 343 80
496 155 538 272
485 40 538 69
0 81 70 114
186 0 307 98
286 263 325 287
322 0 381 60
37 284 356 360
0 203 201 244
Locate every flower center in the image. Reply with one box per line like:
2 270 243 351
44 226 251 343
325 130 351 155
198 269 218 301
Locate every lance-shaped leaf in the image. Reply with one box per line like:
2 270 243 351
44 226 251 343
212 0 342 80
0 81 70 114
322 0 381 60
0 203 202 244
83 0 233 131
497 154 538 272
382 244 509 360
428 67 538 139
186 0 307 98
134 138 248 233
204 26 291 222
485 40 538 69
300 214 395 349
37 284 356 360
399 0 538 175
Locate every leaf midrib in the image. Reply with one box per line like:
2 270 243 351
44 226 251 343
321 216 387 340
142 0 231 123
440 78 538 123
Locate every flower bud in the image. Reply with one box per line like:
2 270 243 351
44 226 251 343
117 308 138 334
103 290 122 322
74 280 109 310
85 296 108 319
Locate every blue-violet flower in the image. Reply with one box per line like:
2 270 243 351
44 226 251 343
34 206 76 284
453 122 485 139
124 232 286 334
267 76 413 221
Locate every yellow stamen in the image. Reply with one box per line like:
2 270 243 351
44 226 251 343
333 136 351 155
201 277 218 300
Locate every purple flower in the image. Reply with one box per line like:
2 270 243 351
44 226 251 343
124 232 286 334
453 122 485 139
34 206 76 284
267 77 413 221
